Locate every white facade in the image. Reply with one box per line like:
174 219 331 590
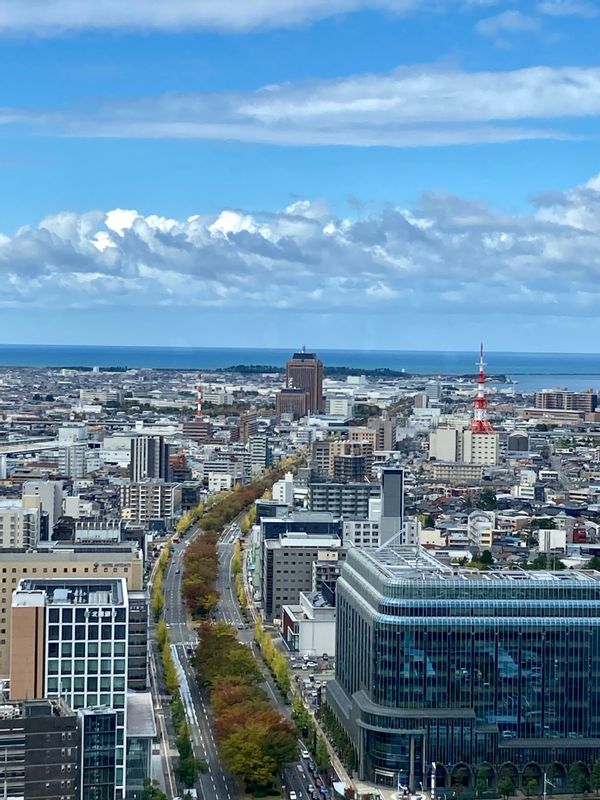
325 394 354 418
429 427 459 461
59 443 88 479
22 480 64 534
467 510 495 549
343 518 380 548
272 472 294 505
0 501 40 548
58 423 88 445
281 591 336 657
462 430 499 465
208 473 234 492
538 529 567 553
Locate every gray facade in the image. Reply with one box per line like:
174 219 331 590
261 533 342 621
378 466 404 545
0 699 80 800
308 482 379 517
327 546 600 791
127 591 149 691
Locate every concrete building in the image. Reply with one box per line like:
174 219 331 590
261 531 342 621
272 472 294 506
286 350 324 413
0 544 143 679
119 480 181 527
427 462 485 483
462 429 499 465
429 426 460 461
10 578 131 798
467 509 495 549
308 482 379 517
281 591 336 656
325 394 354 418
534 389 597 412
343 518 380 548
22 480 64 538
276 388 309 418
130 435 169 482
182 418 213 444
327 546 600 789
0 699 80 800
125 692 156 799
59 443 88 479
378 466 404 546
0 500 40 549
248 434 271 477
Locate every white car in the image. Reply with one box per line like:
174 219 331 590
289 792 298 800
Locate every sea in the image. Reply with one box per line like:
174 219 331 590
1 344 600 393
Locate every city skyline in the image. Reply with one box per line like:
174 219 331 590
1 1 600 349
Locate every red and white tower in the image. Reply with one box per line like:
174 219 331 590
196 372 203 418
471 343 494 433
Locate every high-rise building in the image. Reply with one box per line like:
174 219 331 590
308 482 379 517
276 388 309 419
534 389 597 412
328 546 600 790
78 707 118 800
0 699 80 800
0 543 143 681
119 480 181 526
285 349 324 413
10 578 131 798
22 480 64 538
0 500 40 548
378 466 404 545
129 435 169 482
248 434 272 476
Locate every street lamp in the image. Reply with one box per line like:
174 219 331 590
543 770 555 800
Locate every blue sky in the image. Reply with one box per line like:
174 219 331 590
1 0 600 351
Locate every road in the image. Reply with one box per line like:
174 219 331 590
163 530 240 800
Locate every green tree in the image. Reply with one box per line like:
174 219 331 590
498 779 515 800
479 550 494 567
477 489 497 510
220 728 277 789
315 735 331 772
591 760 600 795
525 778 539 798
587 557 600 572
569 763 590 795
475 767 488 798
141 779 168 800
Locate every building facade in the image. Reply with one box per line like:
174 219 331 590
327 546 600 791
285 350 324 413
10 579 130 798
0 699 80 800
0 544 143 678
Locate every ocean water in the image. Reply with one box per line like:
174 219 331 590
0 344 600 392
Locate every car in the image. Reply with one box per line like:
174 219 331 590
302 664 309 670
289 792 298 800
300 747 310 759
322 653 329 660
306 661 318 668
237 623 245 630
175 569 180 574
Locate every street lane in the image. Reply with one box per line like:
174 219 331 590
163 532 239 800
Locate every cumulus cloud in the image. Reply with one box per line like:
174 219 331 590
3 174 600 319
2 64 599 147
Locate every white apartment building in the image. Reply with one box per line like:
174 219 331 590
119 481 181 526
272 472 294 506
429 427 499 466
467 510 495 549
0 500 40 549
22 480 64 534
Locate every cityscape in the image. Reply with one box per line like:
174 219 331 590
2 347 600 800
3 1 600 799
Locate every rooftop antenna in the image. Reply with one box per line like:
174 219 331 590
471 342 494 433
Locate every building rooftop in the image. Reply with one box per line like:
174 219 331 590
358 545 600 584
16 577 126 605
126 692 156 739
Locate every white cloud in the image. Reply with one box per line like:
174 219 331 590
475 10 542 37
537 0 598 17
2 64 599 147
0 0 470 35
3 174 600 320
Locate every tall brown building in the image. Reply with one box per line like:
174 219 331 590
285 349 324 413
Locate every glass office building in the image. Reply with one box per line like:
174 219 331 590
326 547 600 791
